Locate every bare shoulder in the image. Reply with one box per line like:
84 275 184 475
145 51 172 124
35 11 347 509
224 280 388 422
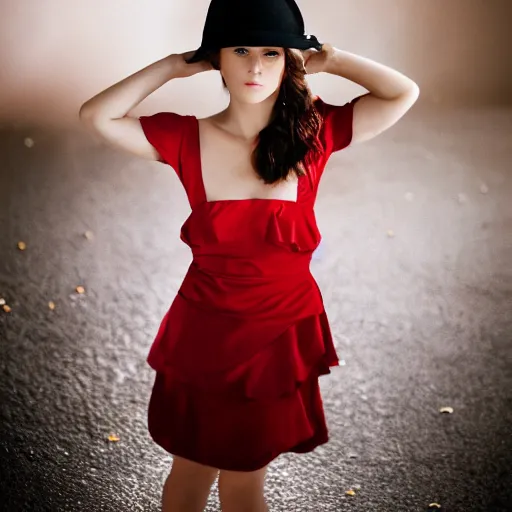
198 110 227 129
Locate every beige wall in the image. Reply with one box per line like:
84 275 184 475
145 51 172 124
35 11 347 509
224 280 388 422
1 0 511 128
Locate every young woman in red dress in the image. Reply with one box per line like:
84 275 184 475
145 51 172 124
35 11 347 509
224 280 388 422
79 0 419 510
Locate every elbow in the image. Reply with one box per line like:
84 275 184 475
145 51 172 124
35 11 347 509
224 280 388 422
78 101 96 125
78 101 110 133
405 81 420 104
392 82 419 112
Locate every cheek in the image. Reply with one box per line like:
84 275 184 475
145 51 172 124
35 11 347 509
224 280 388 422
220 60 243 85
221 69 241 91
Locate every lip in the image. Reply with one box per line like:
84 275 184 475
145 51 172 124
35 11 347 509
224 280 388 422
245 82 263 87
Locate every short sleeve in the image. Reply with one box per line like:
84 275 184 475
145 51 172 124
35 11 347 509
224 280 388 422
315 95 364 153
139 112 187 176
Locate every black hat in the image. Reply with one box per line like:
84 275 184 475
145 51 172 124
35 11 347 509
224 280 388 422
185 0 323 63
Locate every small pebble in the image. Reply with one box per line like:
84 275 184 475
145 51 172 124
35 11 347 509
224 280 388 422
17 241 27 251
76 286 85 294
0 298 5 306
439 406 454 414
48 301 56 310
3 305 11 313
24 137 34 148
428 503 441 509
345 489 356 496
479 183 489 194
84 230 94 240
457 193 467 203
387 230 395 238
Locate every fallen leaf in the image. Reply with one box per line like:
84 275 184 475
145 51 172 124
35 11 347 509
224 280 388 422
17 241 27 251
428 503 441 509
76 286 85 294
3 305 12 313
345 489 356 496
108 434 120 442
48 301 56 310
439 406 454 414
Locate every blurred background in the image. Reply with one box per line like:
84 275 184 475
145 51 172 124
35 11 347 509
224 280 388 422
1 1 511 511
1 0 512 125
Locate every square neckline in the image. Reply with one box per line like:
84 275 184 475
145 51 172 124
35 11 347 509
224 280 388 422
192 116 302 205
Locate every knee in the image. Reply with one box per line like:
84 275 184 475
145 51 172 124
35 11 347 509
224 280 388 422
218 467 268 512
162 457 219 512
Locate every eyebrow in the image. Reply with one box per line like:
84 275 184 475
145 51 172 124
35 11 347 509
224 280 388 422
234 47 281 51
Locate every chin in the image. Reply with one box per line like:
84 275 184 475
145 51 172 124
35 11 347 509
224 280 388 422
233 89 277 105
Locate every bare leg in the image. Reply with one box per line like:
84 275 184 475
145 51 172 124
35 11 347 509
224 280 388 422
218 466 268 512
162 456 219 512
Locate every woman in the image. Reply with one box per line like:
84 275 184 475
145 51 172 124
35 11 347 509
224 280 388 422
79 0 419 510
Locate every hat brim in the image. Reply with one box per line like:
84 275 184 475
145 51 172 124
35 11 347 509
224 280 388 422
185 32 322 63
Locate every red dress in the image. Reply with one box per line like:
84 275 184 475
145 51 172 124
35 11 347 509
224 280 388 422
139 96 359 472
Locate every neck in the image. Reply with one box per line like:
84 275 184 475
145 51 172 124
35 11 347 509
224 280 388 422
222 92 279 141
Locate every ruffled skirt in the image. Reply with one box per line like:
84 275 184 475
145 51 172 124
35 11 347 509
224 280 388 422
146 294 339 472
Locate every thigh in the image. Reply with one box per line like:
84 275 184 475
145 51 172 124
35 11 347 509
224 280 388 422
170 455 218 477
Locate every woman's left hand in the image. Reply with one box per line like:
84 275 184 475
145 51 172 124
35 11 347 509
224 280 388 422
302 43 335 74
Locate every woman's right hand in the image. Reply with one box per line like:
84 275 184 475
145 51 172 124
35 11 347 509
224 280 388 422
172 51 213 78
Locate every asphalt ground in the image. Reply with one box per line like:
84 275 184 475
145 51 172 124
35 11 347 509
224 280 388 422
1 105 511 511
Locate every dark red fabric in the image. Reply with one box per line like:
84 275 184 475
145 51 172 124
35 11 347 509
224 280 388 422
139 96 358 471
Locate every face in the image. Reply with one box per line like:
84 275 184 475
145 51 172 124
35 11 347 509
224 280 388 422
219 47 286 104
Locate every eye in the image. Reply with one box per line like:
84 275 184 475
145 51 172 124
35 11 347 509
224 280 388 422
234 47 249 56
265 50 281 58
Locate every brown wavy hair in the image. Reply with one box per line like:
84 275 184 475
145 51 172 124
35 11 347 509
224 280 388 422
204 49 323 185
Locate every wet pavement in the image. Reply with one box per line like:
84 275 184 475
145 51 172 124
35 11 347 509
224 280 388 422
1 105 511 511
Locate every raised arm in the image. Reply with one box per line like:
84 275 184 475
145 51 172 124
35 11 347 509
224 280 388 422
305 44 420 144
78 52 211 160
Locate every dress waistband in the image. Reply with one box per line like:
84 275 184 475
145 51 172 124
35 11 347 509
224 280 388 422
190 253 312 280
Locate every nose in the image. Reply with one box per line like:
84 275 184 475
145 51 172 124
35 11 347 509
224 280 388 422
249 54 263 75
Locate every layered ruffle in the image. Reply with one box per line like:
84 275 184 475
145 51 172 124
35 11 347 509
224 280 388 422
148 303 339 401
148 363 330 472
